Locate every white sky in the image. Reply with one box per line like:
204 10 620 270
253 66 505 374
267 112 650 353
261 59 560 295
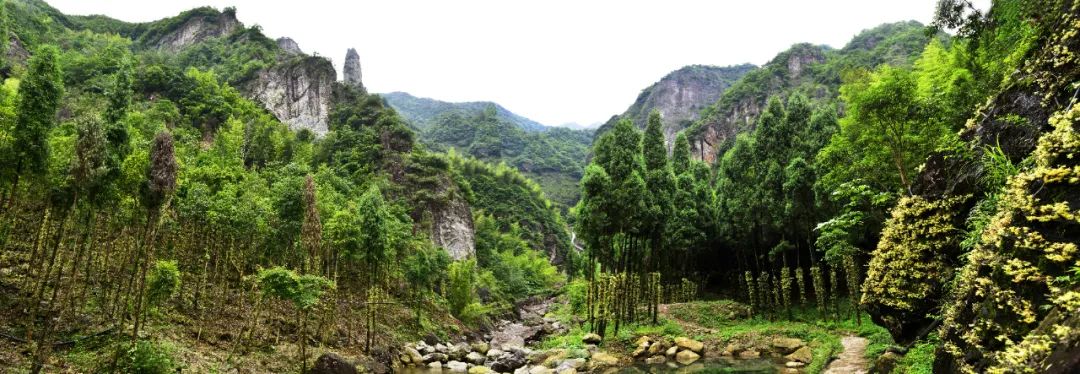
48 1 970 127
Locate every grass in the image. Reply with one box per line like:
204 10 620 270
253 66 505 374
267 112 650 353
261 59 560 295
893 334 938 374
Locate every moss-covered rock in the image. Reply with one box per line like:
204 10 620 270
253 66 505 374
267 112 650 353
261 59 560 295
937 101 1080 373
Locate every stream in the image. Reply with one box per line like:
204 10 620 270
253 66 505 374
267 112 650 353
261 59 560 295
397 296 791 374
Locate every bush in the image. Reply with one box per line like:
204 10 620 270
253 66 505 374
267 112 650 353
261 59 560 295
118 340 177 374
566 279 588 314
146 260 180 308
447 259 478 317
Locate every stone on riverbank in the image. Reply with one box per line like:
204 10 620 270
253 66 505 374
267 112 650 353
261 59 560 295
675 350 701 365
785 346 812 364
674 337 704 353
582 333 602 345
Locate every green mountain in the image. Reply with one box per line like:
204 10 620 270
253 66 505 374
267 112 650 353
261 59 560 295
687 20 937 162
383 91 546 132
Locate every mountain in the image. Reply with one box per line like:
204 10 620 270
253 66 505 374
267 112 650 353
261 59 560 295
419 106 592 209
687 20 937 162
599 63 756 144
383 91 547 132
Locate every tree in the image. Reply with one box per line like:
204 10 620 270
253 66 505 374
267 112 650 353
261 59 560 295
672 132 691 176
7 45 63 209
257 266 333 373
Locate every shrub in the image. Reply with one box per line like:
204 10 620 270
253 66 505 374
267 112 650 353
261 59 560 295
118 340 176 374
145 260 180 308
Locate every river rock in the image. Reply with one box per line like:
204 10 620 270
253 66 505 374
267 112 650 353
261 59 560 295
529 366 553 374
469 366 493 374
556 369 576 374
588 351 619 370
428 362 443 370
635 336 653 347
648 340 668 355
487 348 505 358
423 353 448 363
310 353 358 374
555 358 586 372
674 337 704 353
436 343 449 353
645 355 667 365
632 345 648 358
784 346 812 364
446 361 468 372
471 342 491 354
675 350 700 365
582 333 602 344
665 346 679 357
467 351 487 365
785 361 806 368
490 350 528 372
450 342 471 360
772 337 805 354
738 349 760 359
404 347 424 364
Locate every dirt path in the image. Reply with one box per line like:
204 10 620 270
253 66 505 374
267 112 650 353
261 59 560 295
824 336 869 374
657 304 717 334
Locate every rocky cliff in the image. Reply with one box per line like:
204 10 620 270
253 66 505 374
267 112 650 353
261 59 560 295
244 56 335 135
146 7 241 52
432 193 477 260
600 64 755 147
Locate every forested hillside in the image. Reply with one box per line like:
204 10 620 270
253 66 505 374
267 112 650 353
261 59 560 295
388 95 593 210
0 0 570 372
1 0 1079 373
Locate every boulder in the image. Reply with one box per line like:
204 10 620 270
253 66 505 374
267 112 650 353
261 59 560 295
784 346 812 364
404 347 424 364
446 360 469 372
665 346 679 357
872 351 902 373
490 350 528 372
487 348 505 358
675 350 701 365
635 336 652 348
582 333 602 345
528 366 553 374
632 345 648 358
738 349 760 359
645 355 667 365
436 343 449 353
469 366 493 374
450 342 471 360
467 351 487 365
674 337 704 353
588 351 619 370
554 358 586 372
310 353 358 374
428 362 443 370
471 342 491 355
422 353 448 363
786 361 806 368
772 337 806 354
648 340 668 355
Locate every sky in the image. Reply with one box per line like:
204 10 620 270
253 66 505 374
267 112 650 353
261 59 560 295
47 0 969 128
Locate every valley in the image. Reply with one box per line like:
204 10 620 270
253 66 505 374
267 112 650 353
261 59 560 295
0 0 1077 374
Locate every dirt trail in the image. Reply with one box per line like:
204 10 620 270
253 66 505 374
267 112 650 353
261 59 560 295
824 335 869 374
657 304 717 334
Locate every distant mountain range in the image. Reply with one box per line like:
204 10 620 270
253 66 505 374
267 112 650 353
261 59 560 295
381 92 548 132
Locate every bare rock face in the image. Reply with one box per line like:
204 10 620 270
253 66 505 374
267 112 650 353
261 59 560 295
343 48 363 88
153 10 240 52
243 56 334 135
432 193 475 260
276 37 303 55
599 64 753 149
